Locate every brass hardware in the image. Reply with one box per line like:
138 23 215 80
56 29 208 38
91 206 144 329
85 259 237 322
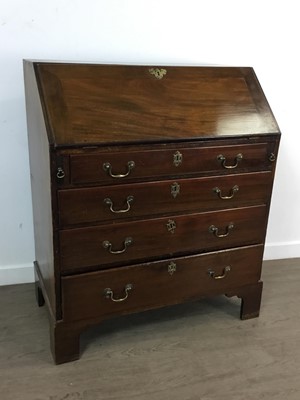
173 151 183 167
166 219 177 234
213 185 239 200
171 182 180 198
103 161 135 178
102 237 133 254
104 283 133 302
269 153 276 162
104 195 134 214
56 167 65 179
208 266 231 280
168 261 177 275
217 153 243 169
149 67 167 79
209 223 234 238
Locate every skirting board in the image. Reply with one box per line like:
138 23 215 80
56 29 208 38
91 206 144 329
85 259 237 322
263 241 300 261
0 263 34 286
0 242 299 286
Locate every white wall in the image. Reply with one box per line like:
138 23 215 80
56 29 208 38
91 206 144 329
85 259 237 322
1 0 299 285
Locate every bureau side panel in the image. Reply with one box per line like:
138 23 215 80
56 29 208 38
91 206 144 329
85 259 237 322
24 60 57 318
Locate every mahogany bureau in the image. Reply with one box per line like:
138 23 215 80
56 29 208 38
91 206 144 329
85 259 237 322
24 62 280 364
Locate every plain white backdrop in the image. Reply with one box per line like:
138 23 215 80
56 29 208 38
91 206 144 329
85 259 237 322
0 0 299 285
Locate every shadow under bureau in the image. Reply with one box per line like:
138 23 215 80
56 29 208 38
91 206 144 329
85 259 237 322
24 62 280 364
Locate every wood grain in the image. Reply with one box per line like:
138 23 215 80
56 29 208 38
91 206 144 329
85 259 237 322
59 205 267 272
35 64 280 146
58 171 273 227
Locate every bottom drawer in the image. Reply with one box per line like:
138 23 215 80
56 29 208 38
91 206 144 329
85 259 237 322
62 245 264 322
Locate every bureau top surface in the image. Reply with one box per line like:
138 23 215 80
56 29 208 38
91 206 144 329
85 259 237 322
31 62 280 147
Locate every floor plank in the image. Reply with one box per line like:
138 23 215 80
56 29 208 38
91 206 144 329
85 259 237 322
0 258 300 400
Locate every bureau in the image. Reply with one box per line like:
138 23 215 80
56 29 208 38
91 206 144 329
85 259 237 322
24 62 280 364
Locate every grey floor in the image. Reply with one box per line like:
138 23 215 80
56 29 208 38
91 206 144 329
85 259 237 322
1 258 300 400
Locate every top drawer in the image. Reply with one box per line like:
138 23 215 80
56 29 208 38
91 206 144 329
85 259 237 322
69 142 274 185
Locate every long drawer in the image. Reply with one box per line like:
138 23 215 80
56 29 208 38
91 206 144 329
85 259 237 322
59 205 267 272
69 142 272 184
58 171 272 227
61 245 264 322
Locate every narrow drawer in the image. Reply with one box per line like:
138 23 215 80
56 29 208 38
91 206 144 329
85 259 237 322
69 142 272 184
61 245 264 322
58 171 273 227
59 205 267 272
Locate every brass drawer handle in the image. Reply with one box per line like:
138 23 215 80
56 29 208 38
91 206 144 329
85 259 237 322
104 283 133 302
103 161 135 178
209 223 234 238
208 266 231 280
217 153 243 169
102 237 133 254
56 167 65 179
104 195 134 214
213 185 239 200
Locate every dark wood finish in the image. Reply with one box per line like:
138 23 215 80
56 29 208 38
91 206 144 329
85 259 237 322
60 205 267 272
58 171 272 227
35 64 279 146
24 61 280 364
69 143 272 185
226 281 263 320
24 62 58 318
62 245 264 322
50 321 82 364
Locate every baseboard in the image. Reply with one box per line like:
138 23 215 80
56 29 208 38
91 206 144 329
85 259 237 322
0 263 34 286
263 241 300 260
0 242 299 286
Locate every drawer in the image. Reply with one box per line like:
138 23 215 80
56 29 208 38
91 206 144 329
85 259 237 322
61 245 264 322
58 171 273 227
59 205 267 272
69 142 272 184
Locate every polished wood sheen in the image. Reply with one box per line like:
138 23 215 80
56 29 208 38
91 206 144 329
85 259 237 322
24 61 280 364
62 245 264 322
59 206 267 272
69 142 274 184
58 171 273 226
35 64 279 146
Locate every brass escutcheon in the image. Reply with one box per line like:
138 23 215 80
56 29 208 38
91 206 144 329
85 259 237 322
171 182 180 198
166 219 177 234
168 261 177 276
148 67 167 79
173 151 183 167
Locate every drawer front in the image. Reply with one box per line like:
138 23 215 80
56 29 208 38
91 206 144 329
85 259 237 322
61 245 264 322
59 205 267 272
58 171 272 227
69 143 272 184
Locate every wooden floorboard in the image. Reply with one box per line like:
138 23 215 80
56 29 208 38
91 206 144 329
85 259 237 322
0 258 300 400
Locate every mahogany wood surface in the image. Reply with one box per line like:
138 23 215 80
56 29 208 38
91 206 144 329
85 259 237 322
24 61 280 363
35 64 280 146
69 142 272 185
61 245 264 322
58 171 272 227
59 205 267 272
